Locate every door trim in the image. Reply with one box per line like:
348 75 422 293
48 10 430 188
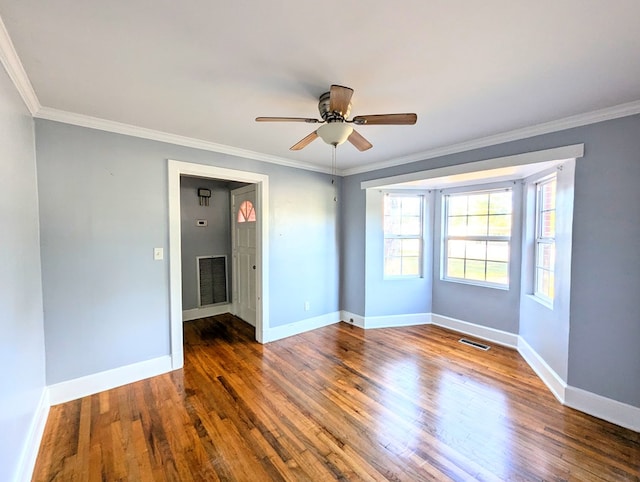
168 159 269 369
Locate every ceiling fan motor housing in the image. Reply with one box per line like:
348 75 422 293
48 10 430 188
318 91 351 122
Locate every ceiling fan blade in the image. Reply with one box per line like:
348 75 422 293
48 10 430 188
347 129 373 152
329 85 354 116
352 113 417 125
256 117 321 123
290 131 319 150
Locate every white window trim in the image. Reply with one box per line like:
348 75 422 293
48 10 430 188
383 192 425 279
442 185 513 289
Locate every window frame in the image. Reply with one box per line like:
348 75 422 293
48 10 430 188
442 186 513 289
533 173 557 305
383 192 425 279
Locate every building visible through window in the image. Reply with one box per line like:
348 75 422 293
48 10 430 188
534 175 556 301
237 200 256 223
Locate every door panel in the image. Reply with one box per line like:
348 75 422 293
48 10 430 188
231 186 257 326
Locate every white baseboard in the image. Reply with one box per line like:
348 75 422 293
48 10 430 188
263 311 341 343
14 388 50 482
565 386 640 433
182 304 231 321
431 313 519 348
517 336 567 403
364 312 431 329
48 355 173 405
340 311 366 329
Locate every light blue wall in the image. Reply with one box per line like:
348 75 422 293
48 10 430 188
0 67 46 481
566 117 640 406
180 177 232 310
340 174 366 314
35 120 340 385
341 114 640 407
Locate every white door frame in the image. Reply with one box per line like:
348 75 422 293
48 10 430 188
167 159 269 369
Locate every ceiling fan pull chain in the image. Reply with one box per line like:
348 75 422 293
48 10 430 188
332 145 337 202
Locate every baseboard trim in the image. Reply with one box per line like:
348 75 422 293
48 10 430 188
565 386 640 433
431 313 519 348
182 304 231 322
364 312 431 329
48 355 173 405
517 336 567 403
263 311 341 343
340 311 366 329
14 388 50 482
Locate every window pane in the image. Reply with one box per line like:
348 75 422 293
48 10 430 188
401 215 421 235
447 258 464 278
238 200 256 223
488 214 511 236
487 241 509 262
401 239 420 257
489 191 512 214
402 257 420 276
537 269 550 297
385 238 401 258
466 240 486 260
401 197 421 216
540 210 555 238
467 194 489 215
448 240 465 258
448 216 467 236
541 180 556 209
467 215 488 236
537 243 555 270
486 262 508 284
465 259 486 281
448 196 467 216
385 257 402 276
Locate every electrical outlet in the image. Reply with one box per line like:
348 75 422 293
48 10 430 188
304 301 310 311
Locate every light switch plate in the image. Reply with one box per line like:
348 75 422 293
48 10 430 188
154 248 163 260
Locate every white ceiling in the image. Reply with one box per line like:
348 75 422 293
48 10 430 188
1 1 639 174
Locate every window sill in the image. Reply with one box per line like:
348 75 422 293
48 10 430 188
384 275 423 281
526 294 554 310
441 277 510 291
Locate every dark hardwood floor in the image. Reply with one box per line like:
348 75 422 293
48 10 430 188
33 314 640 481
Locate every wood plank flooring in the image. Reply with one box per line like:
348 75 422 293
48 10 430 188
33 314 640 481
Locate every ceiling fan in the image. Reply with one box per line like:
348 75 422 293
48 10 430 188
256 85 417 152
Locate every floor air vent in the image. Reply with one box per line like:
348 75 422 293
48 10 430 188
459 338 491 351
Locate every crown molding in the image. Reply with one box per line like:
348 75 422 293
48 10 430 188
34 107 331 174
342 100 640 176
34 107 334 174
0 15 40 115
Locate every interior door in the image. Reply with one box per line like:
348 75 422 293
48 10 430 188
231 185 257 326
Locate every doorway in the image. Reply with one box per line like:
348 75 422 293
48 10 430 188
168 160 270 370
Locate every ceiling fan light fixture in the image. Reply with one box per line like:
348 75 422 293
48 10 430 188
317 122 353 147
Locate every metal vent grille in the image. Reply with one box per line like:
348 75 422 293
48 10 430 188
459 338 491 351
198 256 228 306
